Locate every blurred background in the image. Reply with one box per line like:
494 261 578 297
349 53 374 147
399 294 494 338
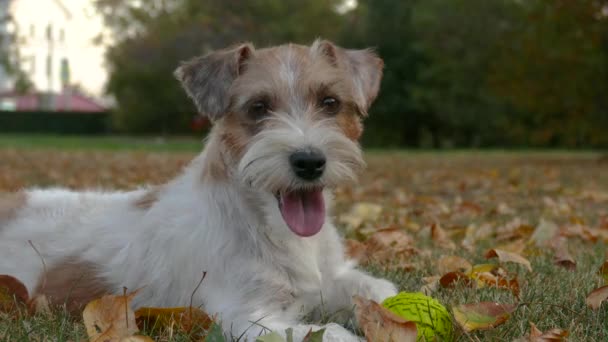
0 0 607 149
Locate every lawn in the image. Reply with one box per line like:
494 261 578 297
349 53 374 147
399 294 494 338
0 136 607 341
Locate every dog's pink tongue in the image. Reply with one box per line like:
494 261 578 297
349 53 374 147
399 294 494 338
280 189 325 237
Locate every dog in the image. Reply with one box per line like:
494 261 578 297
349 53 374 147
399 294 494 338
0 40 397 341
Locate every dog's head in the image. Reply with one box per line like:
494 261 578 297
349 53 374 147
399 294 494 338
176 40 383 237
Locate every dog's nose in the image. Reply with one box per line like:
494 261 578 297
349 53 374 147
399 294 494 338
289 150 326 181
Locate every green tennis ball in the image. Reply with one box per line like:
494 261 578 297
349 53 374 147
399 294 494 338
382 292 453 342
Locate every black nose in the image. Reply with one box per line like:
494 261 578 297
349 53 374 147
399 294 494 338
289 150 326 181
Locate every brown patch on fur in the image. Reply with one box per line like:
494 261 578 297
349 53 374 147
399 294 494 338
0 191 27 225
336 112 363 141
33 257 112 314
201 142 229 183
134 187 160 210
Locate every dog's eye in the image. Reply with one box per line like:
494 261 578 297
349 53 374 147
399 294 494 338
320 96 340 114
248 101 270 118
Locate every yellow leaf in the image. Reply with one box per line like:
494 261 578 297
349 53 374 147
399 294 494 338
83 289 141 342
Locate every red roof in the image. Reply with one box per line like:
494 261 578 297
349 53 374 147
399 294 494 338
0 91 106 112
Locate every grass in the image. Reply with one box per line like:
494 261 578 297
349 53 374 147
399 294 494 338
1 135 607 341
0 134 204 152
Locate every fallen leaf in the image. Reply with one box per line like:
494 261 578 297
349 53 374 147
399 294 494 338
551 237 576 271
358 228 418 266
345 239 367 263
439 272 474 289
83 289 141 342
599 260 608 284
339 203 382 229
420 276 440 295
431 223 456 250
528 322 569 341
0 275 29 314
437 256 472 274
585 285 608 310
452 302 517 332
354 295 417 342
475 272 521 297
485 249 532 272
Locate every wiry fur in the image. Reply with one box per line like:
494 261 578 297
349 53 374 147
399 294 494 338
0 40 396 341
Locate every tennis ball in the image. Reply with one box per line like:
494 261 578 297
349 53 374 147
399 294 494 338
382 292 453 342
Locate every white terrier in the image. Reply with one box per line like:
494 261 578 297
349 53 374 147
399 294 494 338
0 40 397 341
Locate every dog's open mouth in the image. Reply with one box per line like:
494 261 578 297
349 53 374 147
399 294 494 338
277 188 325 237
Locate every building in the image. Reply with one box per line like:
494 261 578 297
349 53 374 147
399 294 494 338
2 0 108 99
0 0 12 91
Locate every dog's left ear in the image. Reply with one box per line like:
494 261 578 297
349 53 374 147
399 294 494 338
311 39 384 115
175 43 255 121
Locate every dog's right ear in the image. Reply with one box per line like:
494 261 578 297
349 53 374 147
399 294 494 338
175 43 255 121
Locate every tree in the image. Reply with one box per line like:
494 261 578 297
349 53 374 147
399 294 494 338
95 0 345 133
0 12 33 94
489 0 608 147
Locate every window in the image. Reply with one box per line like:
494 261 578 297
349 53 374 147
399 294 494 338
59 28 65 42
30 55 36 74
29 24 35 38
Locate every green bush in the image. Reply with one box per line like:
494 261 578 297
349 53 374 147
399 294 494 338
0 111 110 134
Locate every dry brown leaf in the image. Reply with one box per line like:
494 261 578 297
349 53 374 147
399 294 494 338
83 289 141 342
0 274 29 314
353 295 417 342
528 322 569 341
485 249 532 272
362 228 418 265
476 272 521 297
345 239 367 263
420 276 441 295
452 302 517 332
550 237 576 271
599 260 608 284
431 223 456 250
437 256 472 274
585 285 608 310
439 272 474 289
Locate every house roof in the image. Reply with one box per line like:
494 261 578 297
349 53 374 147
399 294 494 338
0 91 106 112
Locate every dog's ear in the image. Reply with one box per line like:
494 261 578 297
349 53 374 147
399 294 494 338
175 43 255 121
311 39 384 115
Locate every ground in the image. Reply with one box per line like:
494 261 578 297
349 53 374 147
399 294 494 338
0 135 607 341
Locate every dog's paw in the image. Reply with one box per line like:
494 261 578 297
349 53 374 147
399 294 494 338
357 276 398 303
341 270 398 304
